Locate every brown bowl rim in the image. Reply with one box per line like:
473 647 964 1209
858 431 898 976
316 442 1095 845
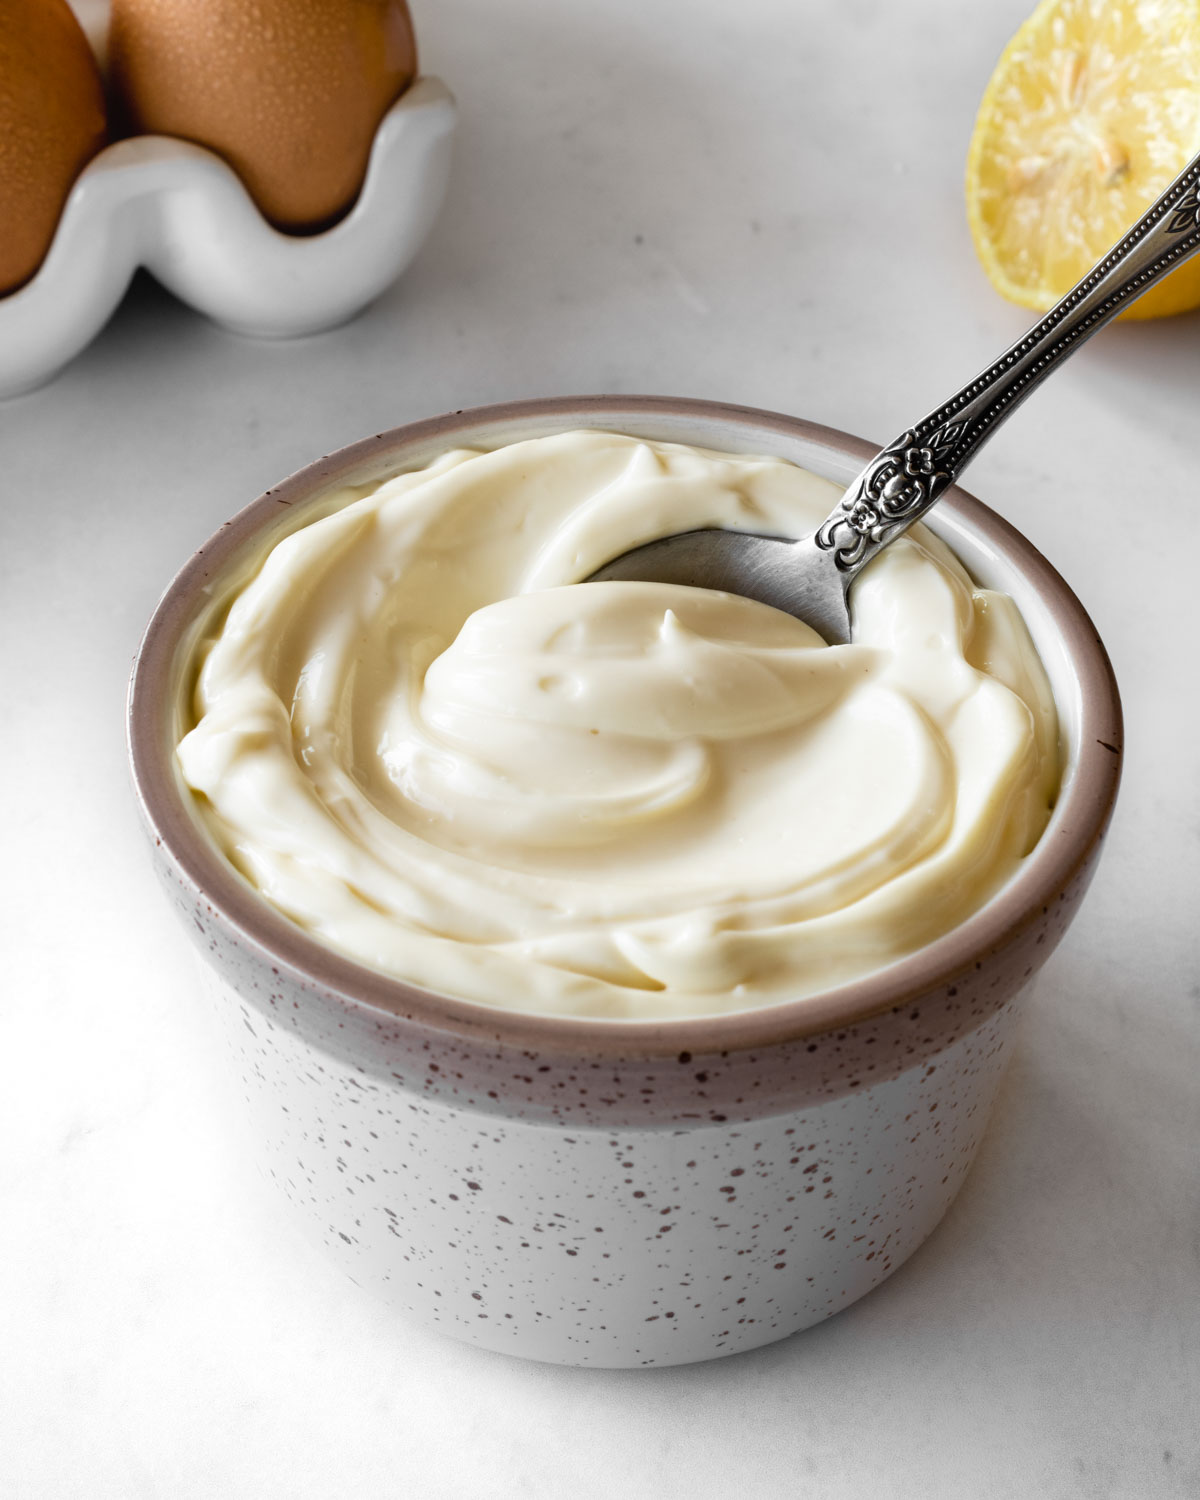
127 395 1122 1056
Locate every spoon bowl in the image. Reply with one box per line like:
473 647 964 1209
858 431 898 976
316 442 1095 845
590 529 853 642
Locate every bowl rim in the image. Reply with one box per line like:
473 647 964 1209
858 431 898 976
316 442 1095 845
127 394 1122 1055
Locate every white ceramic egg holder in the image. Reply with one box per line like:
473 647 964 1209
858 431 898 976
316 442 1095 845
0 76 456 398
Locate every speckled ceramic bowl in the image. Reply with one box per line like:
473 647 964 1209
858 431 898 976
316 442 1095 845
127 397 1122 1368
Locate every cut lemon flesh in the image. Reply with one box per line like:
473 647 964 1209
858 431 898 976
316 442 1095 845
967 0 1200 319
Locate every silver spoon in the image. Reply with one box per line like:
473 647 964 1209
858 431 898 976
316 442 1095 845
591 151 1200 644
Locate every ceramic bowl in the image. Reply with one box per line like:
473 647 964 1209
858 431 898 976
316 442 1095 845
127 397 1122 1368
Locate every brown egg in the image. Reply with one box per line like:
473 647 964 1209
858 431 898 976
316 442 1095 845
0 0 107 296
109 0 418 234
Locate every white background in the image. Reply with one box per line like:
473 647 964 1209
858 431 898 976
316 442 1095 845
3 1 1198 1495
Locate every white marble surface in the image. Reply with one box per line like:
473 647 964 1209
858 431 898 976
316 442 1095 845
3 1 1198 1495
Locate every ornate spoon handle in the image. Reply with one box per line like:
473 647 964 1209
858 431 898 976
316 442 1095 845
816 151 1200 575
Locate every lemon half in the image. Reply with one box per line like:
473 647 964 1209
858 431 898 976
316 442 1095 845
967 0 1200 319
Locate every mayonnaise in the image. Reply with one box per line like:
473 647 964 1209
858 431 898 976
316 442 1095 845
177 431 1059 1018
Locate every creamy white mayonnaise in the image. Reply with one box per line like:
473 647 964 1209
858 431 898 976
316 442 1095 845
178 431 1059 1018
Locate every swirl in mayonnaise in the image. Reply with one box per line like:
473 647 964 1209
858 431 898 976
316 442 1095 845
177 431 1059 1018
